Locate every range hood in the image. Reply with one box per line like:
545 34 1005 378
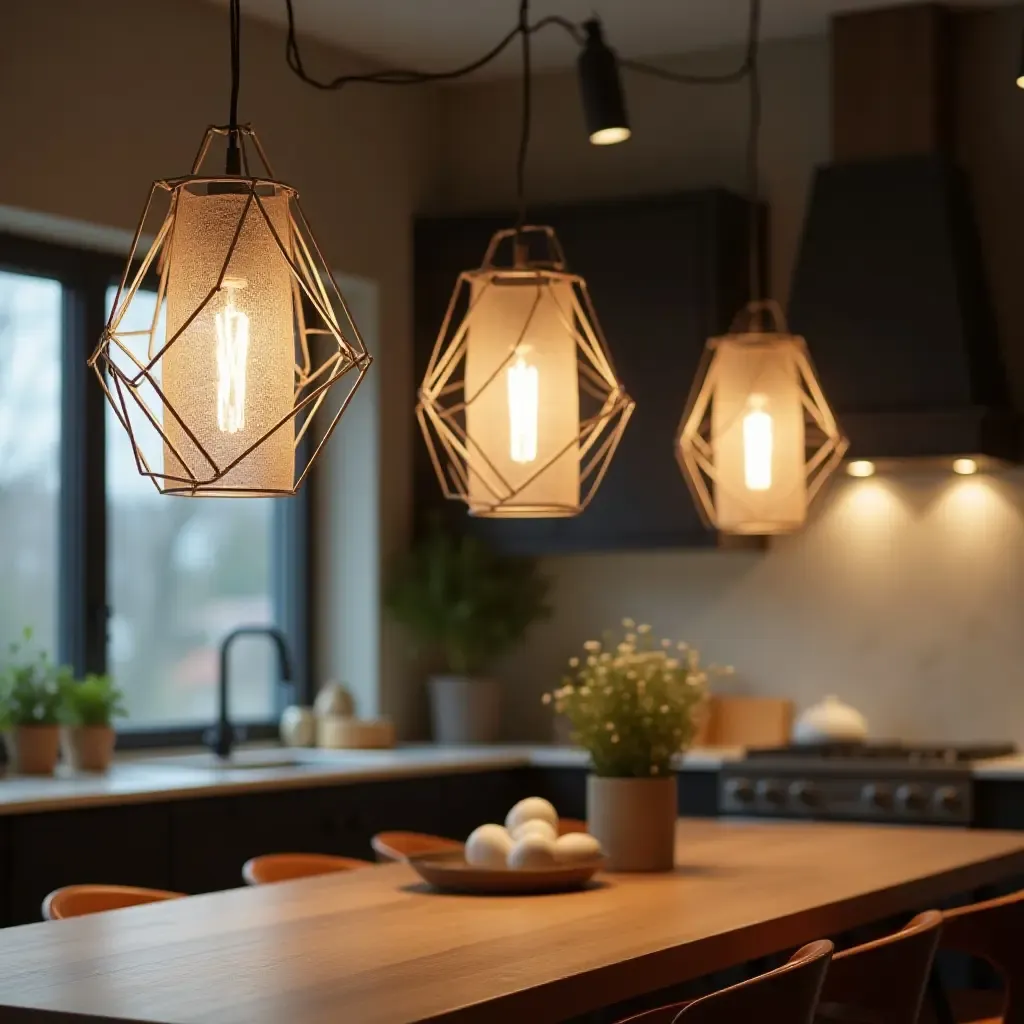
788 4 1019 465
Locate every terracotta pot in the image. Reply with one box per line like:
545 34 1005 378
427 676 501 744
61 726 116 773
4 725 61 775
587 774 678 872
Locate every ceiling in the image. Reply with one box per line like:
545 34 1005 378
215 0 1006 79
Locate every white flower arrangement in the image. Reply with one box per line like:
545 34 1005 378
543 619 730 778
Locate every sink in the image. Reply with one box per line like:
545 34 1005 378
140 750 327 772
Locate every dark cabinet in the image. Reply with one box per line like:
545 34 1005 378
438 770 532 840
414 190 753 554
8 804 171 925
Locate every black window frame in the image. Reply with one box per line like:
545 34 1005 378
0 230 313 748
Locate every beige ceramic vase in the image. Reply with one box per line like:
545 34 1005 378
587 774 678 872
61 726 116 772
5 725 61 775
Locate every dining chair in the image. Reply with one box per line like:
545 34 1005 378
371 831 463 863
241 852 373 885
43 884 185 921
817 910 942 1024
617 939 833 1024
930 888 1024 1024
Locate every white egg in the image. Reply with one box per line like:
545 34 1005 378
506 833 558 870
505 797 559 834
553 831 603 864
465 824 514 869
510 818 558 842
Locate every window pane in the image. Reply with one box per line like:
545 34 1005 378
105 287 277 727
0 272 61 655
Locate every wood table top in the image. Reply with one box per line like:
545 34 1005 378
2 819 1024 1024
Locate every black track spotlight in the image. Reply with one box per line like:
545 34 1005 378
577 17 631 145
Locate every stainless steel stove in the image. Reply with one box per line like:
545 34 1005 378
719 742 1017 825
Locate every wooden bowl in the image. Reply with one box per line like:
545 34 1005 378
407 851 605 895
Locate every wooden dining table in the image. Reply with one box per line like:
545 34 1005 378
2 818 1023 1024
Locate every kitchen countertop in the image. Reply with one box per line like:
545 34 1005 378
0 744 743 816
968 754 1024 780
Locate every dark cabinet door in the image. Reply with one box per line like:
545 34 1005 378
438 770 533 840
8 804 171 925
169 778 447 894
414 190 752 554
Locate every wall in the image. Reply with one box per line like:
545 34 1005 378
432 18 1024 743
0 0 438 734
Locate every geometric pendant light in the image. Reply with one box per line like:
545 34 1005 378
417 226 634 517
416 0 634 519
92 1 370 497
675 0 847 534
676 301 848 534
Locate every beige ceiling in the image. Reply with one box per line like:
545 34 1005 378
214 0 1007 79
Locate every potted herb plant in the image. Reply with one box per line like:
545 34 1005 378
386 523 551 744
0 629 72 775
544 620 723 871
60 674 127 772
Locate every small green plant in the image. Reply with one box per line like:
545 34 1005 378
385 523 551 676
60 674 127 728
0 628 73 728
544 619 730 778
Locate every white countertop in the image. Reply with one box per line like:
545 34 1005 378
967 754 1024 780
0 744 742 816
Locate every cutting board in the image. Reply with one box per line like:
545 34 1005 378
694 695 793 748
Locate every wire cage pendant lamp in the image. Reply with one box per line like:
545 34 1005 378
417 1 635 518
92 0 370 496
675 0 847 534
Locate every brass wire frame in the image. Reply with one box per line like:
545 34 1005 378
675 301 849 534
89 124 372 496
417 226 634 517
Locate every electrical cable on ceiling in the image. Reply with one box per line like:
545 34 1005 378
746 0 763 307
282 0 758 92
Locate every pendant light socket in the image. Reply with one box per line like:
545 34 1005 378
577 18 631 146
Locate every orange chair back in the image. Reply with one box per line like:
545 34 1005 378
618 940 833 1024
558 818 588 835
822 910 942 1024
371 831 463 863
242 852 372 885
43 884 184 921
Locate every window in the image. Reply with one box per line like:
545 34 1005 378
0 271 62 654
0 233 310 742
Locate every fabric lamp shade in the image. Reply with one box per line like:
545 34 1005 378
164 188 295 495
464 277 581 514
677 302 848 535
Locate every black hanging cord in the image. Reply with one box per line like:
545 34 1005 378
226 0 242 174
746 0 763 308
514 0 531 239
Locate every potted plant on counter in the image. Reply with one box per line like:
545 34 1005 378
544 620 724 871
60 674 127 772
386 523 551 744
0 629 72 775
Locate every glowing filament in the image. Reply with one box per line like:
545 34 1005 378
215 279 249 434
743 394 773 491
507 348 539 464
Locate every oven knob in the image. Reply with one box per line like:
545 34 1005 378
862 783 894 810
725 778 755 804
789 781 821 808
933 786 963 813
756 779 786 806
896 784 927 811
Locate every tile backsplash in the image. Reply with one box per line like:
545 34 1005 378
499 470 1024 744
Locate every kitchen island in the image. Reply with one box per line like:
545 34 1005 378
0 819 1021 1024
